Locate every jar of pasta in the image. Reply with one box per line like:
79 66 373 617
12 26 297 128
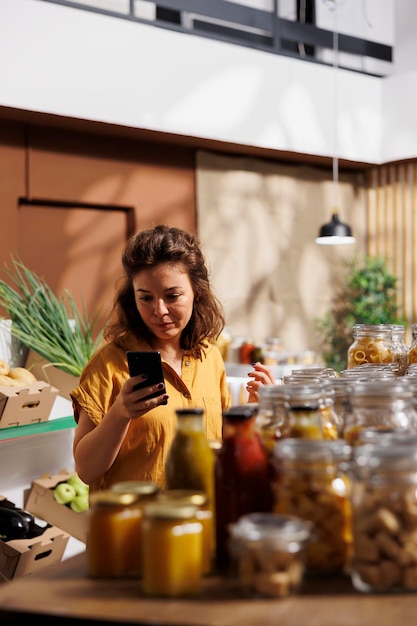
343 379 417 445
350 442 417 592
272 439 352 576
142 501 203 597
347 324 393 369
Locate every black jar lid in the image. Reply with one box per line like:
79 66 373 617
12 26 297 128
222 405 258 422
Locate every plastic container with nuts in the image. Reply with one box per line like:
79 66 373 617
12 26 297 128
350 442 417 593
228 513 311 598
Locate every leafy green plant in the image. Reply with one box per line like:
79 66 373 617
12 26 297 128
315 256 404 372
0 256 103 377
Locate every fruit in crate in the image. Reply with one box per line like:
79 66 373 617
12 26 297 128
0 361 37 386
52 474 89 511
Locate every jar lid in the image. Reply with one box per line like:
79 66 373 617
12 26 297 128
229 513 311 545
110 481 160 496
142 501 198 520
222 405 258 422
89 490 140 507
157 490 208 507
176 408 204 417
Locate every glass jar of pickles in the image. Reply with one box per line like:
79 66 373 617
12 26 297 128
228 513 311 598
157 489 213 575
350 442 417 592
87 489 148 578
272 439 352 577
141 501 203 597
347 324 393 369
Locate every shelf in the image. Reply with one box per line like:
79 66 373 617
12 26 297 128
0 415 76 441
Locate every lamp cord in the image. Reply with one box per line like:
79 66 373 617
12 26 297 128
332 2 339 216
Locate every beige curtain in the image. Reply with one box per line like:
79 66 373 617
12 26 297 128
196 150 366 357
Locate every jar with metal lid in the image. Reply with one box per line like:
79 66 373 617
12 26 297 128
282 382 339 440
408 323 417 366
272 439 352 576
228 513 311 598
157 490 213 575
141 501 203 597
343 379 417 445
350 443 417 592
391 324 408 376
347 324 393 369
87 490 146 578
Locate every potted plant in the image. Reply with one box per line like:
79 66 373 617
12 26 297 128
0 256 103 394
315 256 404 373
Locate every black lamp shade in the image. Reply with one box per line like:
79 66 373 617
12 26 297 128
316 213 355 245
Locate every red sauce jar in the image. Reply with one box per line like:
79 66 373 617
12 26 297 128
215 405 273 571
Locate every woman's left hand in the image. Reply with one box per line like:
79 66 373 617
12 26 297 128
246 362 276 402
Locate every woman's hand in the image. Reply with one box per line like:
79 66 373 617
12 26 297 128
115 374 168 420
246 362 276 403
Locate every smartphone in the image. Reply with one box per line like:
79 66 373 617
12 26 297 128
126 350 165 400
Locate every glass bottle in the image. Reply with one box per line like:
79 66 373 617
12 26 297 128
282 382 339 440
215 405 273 571
165 408 215 522
272 439 352 577
141 501 203 597
343 379 417 445
256 384 288 453
390 324 408 376
350 442 417 592
347 324 393 369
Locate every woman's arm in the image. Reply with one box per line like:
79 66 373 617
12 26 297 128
73 375 167 485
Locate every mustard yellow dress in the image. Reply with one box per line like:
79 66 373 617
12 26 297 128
70 338 230 491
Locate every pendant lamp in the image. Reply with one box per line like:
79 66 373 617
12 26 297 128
315 1 355 246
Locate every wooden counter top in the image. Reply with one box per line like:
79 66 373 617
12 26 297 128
0 551 415 626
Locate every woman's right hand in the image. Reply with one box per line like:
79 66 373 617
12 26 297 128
116 374 168 420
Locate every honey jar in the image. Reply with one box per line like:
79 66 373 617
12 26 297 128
141 501 203 597
87 490 145 578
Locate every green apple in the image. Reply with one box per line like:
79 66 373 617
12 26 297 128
66 474 89 496
69 493 89 512
53 482 76 505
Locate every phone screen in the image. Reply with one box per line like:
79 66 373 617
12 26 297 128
126 351 165 400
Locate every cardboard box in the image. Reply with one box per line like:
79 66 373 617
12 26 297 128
0 496 69 580
25 470 88 543
25 350 80 400
0 380 59 428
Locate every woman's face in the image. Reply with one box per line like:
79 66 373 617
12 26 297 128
132 263 195 342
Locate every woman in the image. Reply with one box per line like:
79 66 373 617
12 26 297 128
71 225 274 492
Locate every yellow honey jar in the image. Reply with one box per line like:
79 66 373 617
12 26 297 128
141 501 203 597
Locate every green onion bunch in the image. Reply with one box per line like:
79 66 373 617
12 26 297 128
0 256 103 377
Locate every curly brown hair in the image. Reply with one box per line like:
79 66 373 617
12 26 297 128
104 225 225 359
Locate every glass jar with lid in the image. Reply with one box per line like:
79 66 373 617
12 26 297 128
343 379 417 445
141 501 203 597
228 512 311 597
272 439 352 576
347 324 393 369
350 442 417 592
87 489 152 578
282 381 340 440
408 323 417 366
256 384 289 453
390 324 408 376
